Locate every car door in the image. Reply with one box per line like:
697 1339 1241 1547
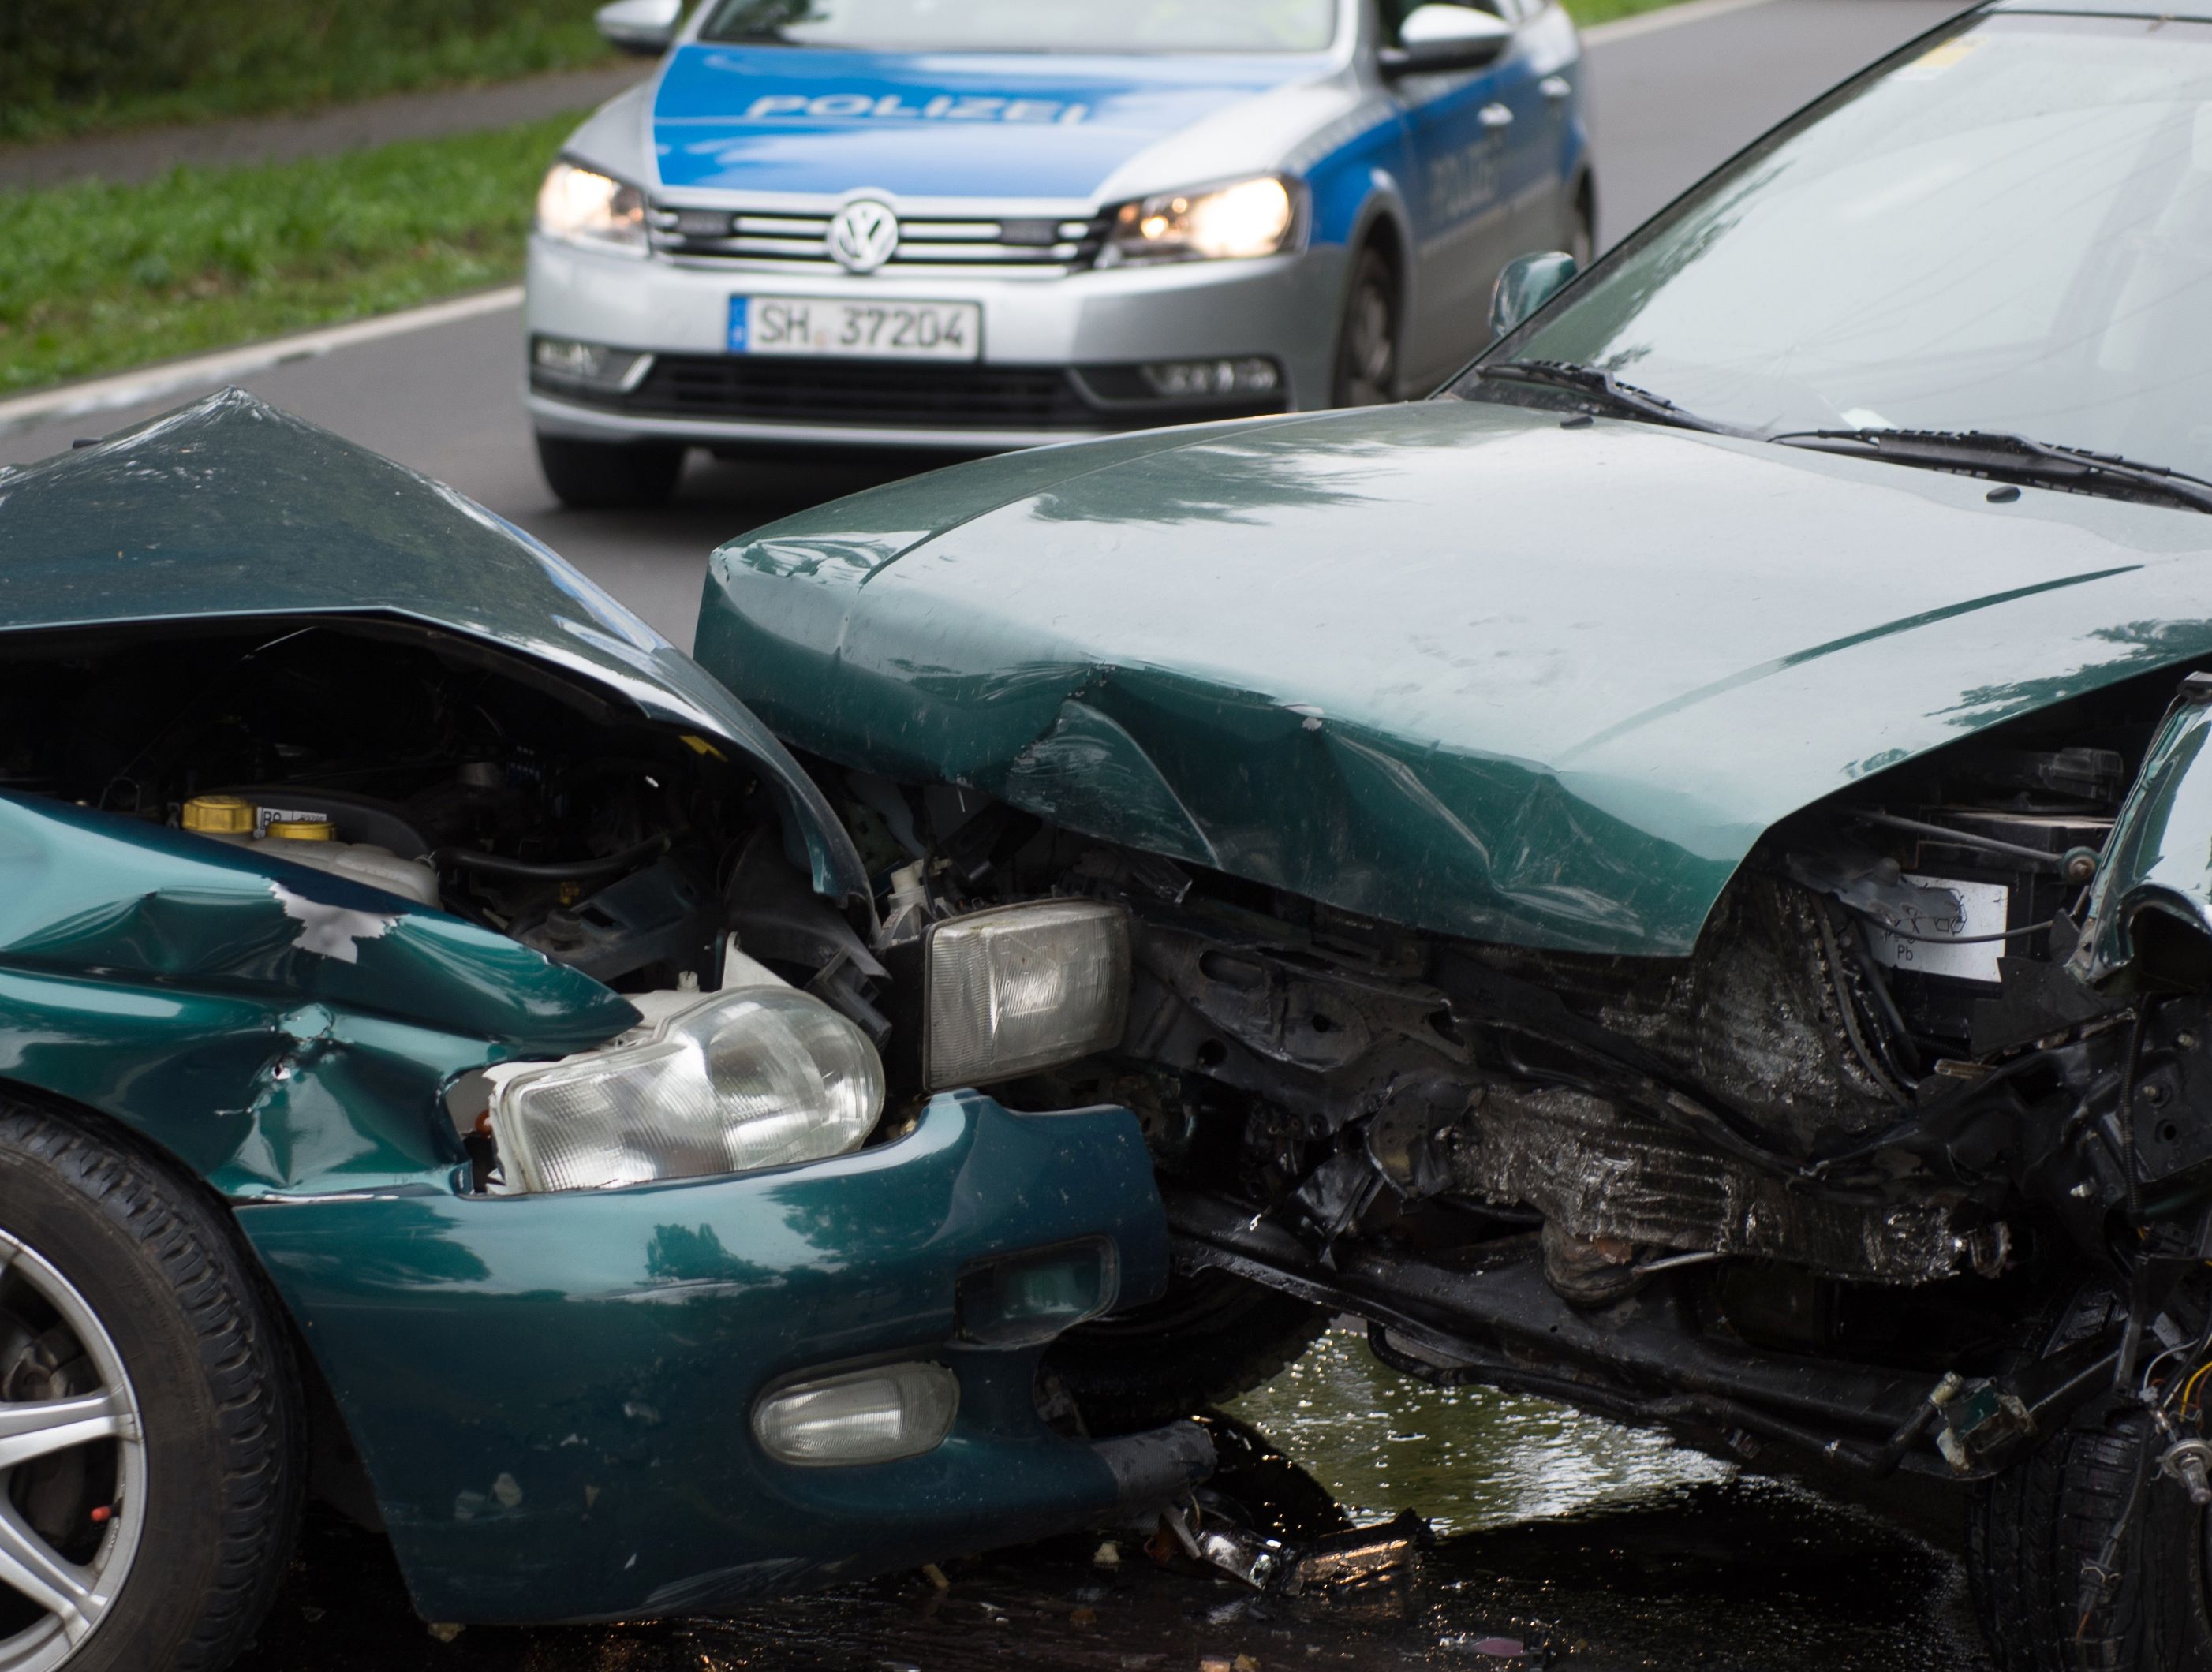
1384 0 1541 383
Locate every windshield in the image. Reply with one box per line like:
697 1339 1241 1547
1454 15 2212 483
698 0 1340 53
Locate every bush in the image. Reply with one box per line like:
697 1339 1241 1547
0 2 611 141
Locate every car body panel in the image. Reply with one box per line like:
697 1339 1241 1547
0 389 870 909
0 790 634 1196
695 398 2212 957
651 46 1326 199
2077 678 2212 985
239 1091 1175 1623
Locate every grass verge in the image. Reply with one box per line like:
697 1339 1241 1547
0 9 613 147
1564 0 1713 24
0 117 574 397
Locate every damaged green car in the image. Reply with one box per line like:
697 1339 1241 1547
0 392 1211 1671
697 6 2212 1668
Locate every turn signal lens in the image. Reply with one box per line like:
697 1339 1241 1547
752 1362 959 1467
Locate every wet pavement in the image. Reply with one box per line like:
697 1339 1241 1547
235 1328 1993 1672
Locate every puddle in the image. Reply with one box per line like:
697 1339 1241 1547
1224 1324 1732 1534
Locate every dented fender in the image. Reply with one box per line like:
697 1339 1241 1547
0 792 636 1195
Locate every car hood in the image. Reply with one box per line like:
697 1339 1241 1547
0 389 868 908
649 43 1333 199
694 400 2212 957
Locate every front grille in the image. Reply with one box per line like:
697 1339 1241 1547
625 356 1099 429
649 203 1113 274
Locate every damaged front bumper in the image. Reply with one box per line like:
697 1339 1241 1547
238 1091 1207 1625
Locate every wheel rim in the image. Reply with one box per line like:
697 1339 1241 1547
1339 271 1397 406
0 1231 146 1672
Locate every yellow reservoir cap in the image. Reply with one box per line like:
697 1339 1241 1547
180 795 254 835
264 819 335 842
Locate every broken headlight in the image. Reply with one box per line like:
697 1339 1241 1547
922 901 1130 1090
492 987 884 1192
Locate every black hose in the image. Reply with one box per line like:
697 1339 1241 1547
434 833 669 883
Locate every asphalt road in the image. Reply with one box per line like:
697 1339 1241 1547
0 0 1967 653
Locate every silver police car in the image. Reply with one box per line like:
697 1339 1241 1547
524 0 1592 506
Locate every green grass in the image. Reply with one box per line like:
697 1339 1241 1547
0 8 615 147
1563 0 1705 24
0 117 576 396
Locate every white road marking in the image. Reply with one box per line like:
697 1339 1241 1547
0 285 522 435
1582 0 1781 47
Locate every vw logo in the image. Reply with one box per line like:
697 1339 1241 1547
827 200 900 274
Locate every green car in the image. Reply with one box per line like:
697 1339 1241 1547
696 5 2212 1667
0 393 1212 1671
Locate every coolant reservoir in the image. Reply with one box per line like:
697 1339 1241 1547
179 797 442 909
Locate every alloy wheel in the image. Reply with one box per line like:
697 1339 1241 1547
0 1230 145 1672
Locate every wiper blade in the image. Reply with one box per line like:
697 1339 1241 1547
1477 360 1736 435
1773 427 2212 515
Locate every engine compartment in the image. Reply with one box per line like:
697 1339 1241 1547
0 619 794 995
823 662 2212 1495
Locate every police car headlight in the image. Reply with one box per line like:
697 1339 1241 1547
536 161 648 253
491 988 884 1192
1100 176 1299 267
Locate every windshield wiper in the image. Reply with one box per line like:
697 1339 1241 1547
1474 360 1736 435
1773 427 2212 515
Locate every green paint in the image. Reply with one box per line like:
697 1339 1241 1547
697 398 2212 957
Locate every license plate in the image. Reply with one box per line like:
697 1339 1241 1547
729 296 981 361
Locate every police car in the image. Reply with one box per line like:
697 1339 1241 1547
525 0 1591 506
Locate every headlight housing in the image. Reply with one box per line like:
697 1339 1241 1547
492 987 884 1192
1098 176 1301 267
923 901 1130 1090
536 160 648 254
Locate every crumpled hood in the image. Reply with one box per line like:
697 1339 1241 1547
0 390 867 906
651 44 1325 198
695 401 2212 957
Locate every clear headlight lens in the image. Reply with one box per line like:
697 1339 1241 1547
924 901 1130 1090
1100 176 1298 267
494 987 884 1192
536 161 648 252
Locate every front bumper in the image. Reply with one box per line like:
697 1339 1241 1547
524 234 1347 451
240 1092 1201 1624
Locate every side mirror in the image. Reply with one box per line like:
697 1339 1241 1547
1380 6 1515 78
1489 250 1579 339
596 0 681 56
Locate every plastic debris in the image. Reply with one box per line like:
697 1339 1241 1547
1093 1540 1123 1570
1146 1502 1431 1596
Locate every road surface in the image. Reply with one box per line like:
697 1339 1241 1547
0 0 1968 652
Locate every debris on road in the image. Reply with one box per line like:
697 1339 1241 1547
1145 1500 1431 1597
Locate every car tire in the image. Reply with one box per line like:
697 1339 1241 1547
1044 1268 1329 1435
1967 1283 2212 1671
1331 243 1401 409
535 433 686 510
0 1097 302 1672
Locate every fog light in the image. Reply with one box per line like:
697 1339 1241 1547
530 335 652 392
1141 357 1282 400
751 1362 959 1467
958 1238 1119 1348
923 901 1130 1090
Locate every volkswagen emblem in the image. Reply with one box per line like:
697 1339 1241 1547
827 200 900 274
